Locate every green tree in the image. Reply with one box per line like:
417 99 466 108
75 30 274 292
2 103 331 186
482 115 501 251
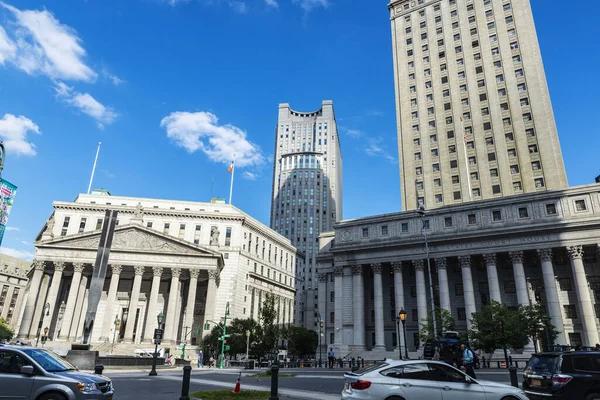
200 325 221 359
419 307 456 342
226 318 261 358
254 293 279 360
468 301 529 365
0 318 14 341
520 303 559 352
285 326 318 359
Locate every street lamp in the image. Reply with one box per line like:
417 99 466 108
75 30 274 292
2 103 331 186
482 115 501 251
395 312 402 360
245 329 251 366
149 312 165 377
399 308 408 359
35 303 50 347
41 327 49 348
317 312 324 368
417 206 438 337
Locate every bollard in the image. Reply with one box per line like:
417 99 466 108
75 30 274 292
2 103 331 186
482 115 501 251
94 364 104 375
509 356 513 367
269 364 279 400
497 361 501 368
179 365 192 400
509 366 518 388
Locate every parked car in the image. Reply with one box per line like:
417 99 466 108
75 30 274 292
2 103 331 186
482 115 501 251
342 359 527 400
523 351 600 400
0 344 113 400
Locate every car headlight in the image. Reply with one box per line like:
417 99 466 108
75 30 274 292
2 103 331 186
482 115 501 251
78 382 96 392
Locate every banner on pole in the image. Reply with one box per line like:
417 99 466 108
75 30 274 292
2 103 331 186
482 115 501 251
0 179 17 246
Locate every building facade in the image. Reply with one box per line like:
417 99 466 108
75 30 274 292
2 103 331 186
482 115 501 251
18 191 297 348
389 0 567 211
270 101 343 328
0 254 31 333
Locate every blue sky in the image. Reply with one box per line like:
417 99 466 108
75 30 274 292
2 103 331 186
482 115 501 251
0 0 598 260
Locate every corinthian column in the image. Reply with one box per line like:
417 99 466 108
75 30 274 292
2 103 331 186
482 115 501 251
537 249 566 344
184 269 200 339
144 267 163 342
164 268 182 343
100 265 122 341
43 262 66 334
413 259 428 342
509 251 530 307
18 261 45 338
483 253 502 303
202 270 218 338
352 266 365 350
568 246 600 346
459 256 476 330
58 263 84 341
333 266 343 344
124 266 145 342
434 258 450 312
371 263 385 349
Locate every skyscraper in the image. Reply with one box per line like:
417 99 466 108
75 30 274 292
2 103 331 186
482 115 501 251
270 101 343 328
389 0 568 211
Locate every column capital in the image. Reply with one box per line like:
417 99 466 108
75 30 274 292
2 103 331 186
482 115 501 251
73 263 85 273
537 248 554 262
459 255 472 268
318 273 328 282
134 266 145 276
111 264 122 275
483 253 497 265
189 269 200 279
333 266 344 276
392 261 403 273
434 258 447 270
567 245 584 260
509 251 524 264
207 269 218 280
371 263 383 274
413 259 424 271
33 260 45 271
152 266 163 277
54 261 66 272
352 265 364 275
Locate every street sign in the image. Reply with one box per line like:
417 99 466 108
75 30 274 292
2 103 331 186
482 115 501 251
225 345 230 351
154 328 164 341
224 334 231 338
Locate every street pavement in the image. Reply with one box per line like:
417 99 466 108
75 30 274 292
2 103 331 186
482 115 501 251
105 367 525 399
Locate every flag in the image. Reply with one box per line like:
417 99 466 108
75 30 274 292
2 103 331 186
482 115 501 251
228 160 234 174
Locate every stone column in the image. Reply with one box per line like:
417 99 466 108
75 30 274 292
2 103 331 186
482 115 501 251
567 246 600 346
124 266 145 342
434 258 451 312
333 266 343 344
484 253 502 303
371 263 385 349
184 269 199 338
144 267 163 342
58 263 84 341
459 256 476 330
164 268 182 343
42 262 66 333
414 259 428 343
392 262 405 352
100 265 122 341
29 273 50 339
18 261 45 338
509 251 530 306
69 273 88 341
352 265 365 350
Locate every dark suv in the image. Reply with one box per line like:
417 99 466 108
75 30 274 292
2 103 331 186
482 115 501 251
523 351 600 400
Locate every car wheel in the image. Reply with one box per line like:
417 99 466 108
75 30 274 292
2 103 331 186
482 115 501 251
38 392 67 400
585 393 600 400
385 397 406 400
500 397 520 400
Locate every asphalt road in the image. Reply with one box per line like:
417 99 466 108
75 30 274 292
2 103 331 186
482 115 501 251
106 367 525 400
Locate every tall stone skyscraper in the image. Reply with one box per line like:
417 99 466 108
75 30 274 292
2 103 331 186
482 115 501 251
389 0 568 211
270 101 343 328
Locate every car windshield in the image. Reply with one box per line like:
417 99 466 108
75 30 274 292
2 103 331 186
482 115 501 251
350 362 390 376
21 349 76 372
527 355 559 372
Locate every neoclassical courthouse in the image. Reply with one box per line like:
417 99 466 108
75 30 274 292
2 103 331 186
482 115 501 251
18 191 298 348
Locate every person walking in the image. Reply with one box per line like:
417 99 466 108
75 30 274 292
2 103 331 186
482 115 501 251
198 350 204 368
327 347 335 369
461 344 477 379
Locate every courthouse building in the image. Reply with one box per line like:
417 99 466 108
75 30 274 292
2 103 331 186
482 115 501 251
19 190 297 347
0 254 31 333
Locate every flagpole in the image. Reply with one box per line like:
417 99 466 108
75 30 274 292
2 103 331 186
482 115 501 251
229 154 235 205
87 142 102 195
460 118 473 202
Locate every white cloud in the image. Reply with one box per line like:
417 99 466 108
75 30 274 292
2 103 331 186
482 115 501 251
292 0 330 11
54 81 118 128
5 226 19 231
364 137 396 163
229 1 248 13
340 127 362 138
102 69 125 86
367 110 384 117
160 111 265 168
0 113 40 156
0 26 16 64
0 2 96 82
242 171 259 180
265 0 279 7
0 246 34 261
20 240 31 246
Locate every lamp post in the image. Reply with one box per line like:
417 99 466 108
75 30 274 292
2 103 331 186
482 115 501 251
35 303 50 347
41 327 49 348
149 312 165 377
317 312 323 368
395 313 402 360
245 329 251 363
399 308 408 359
417 206 438 337
542 314 552 351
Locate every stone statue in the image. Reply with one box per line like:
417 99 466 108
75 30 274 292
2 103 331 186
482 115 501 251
45 216 55 239
210 226 220 246
134 202 144 219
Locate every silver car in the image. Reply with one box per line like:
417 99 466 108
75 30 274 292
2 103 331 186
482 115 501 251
0 345 113 400
342 359 528 400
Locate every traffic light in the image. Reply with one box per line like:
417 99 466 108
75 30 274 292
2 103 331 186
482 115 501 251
204 322 210 330
196 328 201 335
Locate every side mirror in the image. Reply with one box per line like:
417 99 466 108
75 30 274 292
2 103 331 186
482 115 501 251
20 365 35 375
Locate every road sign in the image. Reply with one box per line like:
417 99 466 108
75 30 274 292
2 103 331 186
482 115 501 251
224 334 231 338
154 328 164 341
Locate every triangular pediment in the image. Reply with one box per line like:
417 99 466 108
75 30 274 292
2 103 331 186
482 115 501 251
36 224 222 258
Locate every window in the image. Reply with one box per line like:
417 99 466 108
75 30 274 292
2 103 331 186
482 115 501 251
453 191 461 200
460 84 467 93
407 49 413 57
416 181 424 190
535 178 545 188
362 227 369 238
511 165 520 174
573 356 595 372
521 98 530 107
575 200 587 211
163 223 170 234
506 133 514 141
444 217 453 228
515 68 524 77
225 227 232 246
427 94 433 101
147 222 153 228
448 145 456 153
450 160 458 168
518 207 529 218
557 277 571 291
485 137 494 145
492 210 502 221
490 168 498 177
435 194 443 203
532 161 541 170
0 351 31 374
483 122 491 131
447 130 455 139
523 113 532 121
564 304 578 319
546 203 557 215
413 125 420 133
472 188 481 197
95 218 103 230
428 107 434 115
458 71 466 79
401 223 409 233
518 83 527 92
415 152 422 161
414 138 421 146
434 178 441 187
504 280 516 293
441 76 448 84
468 156 476 165
498 88 507 97
488 152 496 162
381 225 389 236
452 175 459 184
432 149 439 157
492 47 500 55
432 163 440 172
470 172 479 181
507 148 517 157
78 218 86 233
468 214 477 225
457 308 466 320
416 167 423 175
443 89 450 97
503 117 512 126
455 283 464 296
492 184 501 194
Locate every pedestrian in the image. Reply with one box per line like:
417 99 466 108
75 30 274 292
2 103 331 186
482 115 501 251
327 347 335 369
209 356 214 368
461 344 477 379
198 350 203 368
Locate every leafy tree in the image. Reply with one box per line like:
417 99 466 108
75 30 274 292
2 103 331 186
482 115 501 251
468 301 528 365
284 326 318 359
200 325 221 359
419 307 456 342
0 318 14 342
520 303 560 352
254 293 279 360
226 318 261 358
